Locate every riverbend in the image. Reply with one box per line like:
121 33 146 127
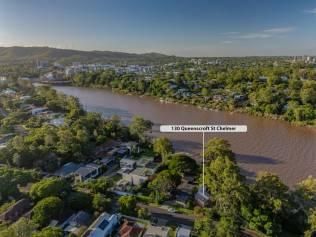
53 86 316 187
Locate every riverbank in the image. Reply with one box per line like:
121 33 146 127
70 83 316 130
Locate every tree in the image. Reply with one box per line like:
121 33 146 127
29 177 71 201
137 207 150 219
296 175 316 201
205 155 248 217
118 195 137 215
242 172 290 236
305 209 316 237
0 167 39 202
204 138 233 161
129 116 153 143
194 209 216 237
216 216 242 237
32 227 63 237
166 153 198 175
32 196 64 227
201 87 209 102
67 191 92 211
148 170 181 203
0 218 37 237
153 137 174 161
85 177 113 194
92 193 110 212
300 81 316 105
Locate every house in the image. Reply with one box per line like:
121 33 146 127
0 198 31 223
100 156 116 167
19 95 31 101
259 76 268 82
119 220 145 237
233 94 246 102
143 225 170 237
54 162 84 178
176 226 192 237
0 76 7 82
116 147 129 157
49 117 65 127
121 141 139 154
82 212 119 237
122 167 153 186
60 211 91 236
135 156 154 167
31 107 48 115
195 187 210 207
2 88 16 97
213 94 226 102
176 181 195 206
120 158 136 171
75 163 102 182
113 179 134 195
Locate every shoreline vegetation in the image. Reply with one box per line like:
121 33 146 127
96 84 316 132
66 60 316 130
68 82 316 130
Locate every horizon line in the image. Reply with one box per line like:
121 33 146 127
0 45 314 58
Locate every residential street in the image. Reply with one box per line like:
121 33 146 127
138 203 195 226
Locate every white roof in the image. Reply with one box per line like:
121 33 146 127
176 226 191 237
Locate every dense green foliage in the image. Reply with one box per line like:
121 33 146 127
29 177 71 201
153 137 174 161
165 153 198 176
0 218 38 237
0 82 134 171
71 62 316 126
129 116 153 143
32 196 64 227
148 170 181 203
0 167 39 203
32 227 63 237
118 195 137 215
195 138 316 237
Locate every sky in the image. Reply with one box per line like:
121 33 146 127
0 0 316 57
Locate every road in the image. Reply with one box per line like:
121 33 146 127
138 203 195 226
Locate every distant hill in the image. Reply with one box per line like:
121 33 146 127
0 46 180 65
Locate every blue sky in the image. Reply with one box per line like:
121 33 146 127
0 0 316 56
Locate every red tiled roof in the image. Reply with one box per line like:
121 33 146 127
119 220 144 237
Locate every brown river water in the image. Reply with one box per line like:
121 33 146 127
53 86 316 187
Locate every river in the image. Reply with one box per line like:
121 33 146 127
53 86 316 186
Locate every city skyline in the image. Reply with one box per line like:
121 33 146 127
1 0 316 56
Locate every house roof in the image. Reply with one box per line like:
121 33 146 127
0 198 30 222
54 162 84 177
120 158 136 165
119 220 144 237
177 181 195 194
143 225 169 237
176 226 192 237
130 167 154 177
75 167 95 177
72 211 91 226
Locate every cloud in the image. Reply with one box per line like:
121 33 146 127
263 27 294 33
221 40 233 44
304 8 316 14
220 32 239 35
221 26 295 40
237 33 272 39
